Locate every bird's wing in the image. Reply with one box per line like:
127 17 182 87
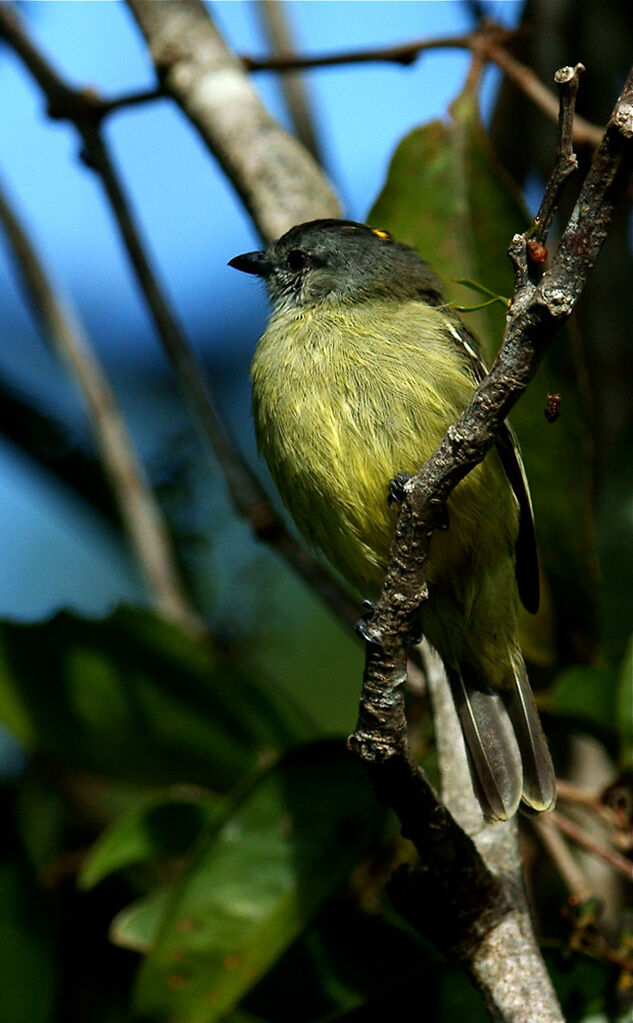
442 316 540 614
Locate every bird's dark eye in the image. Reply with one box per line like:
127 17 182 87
286 249 309 272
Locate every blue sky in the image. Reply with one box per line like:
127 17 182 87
0 0 524 620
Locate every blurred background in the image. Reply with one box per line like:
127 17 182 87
0 2 631 1021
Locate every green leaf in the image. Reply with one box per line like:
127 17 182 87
0 605 310 788
79 789 220 890
541 664 619 746
133 740 381 1023
111 887 172 953
369 83 597 671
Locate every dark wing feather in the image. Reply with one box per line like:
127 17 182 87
446 666 523 821
442 316 540 614
495 422 540 613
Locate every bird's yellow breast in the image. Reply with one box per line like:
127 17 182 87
251 299 517 607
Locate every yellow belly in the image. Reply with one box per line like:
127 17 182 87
251 299 520 680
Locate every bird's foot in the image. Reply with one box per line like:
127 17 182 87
388 472 413 509
355 601 382 647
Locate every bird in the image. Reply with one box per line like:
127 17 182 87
229 218 556 821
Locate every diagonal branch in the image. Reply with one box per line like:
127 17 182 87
366 63 633 647
125 0 340 241
349 61 633 1022
0 2 358 630
0 176 204 635
240 25 603 149
255 0 323 165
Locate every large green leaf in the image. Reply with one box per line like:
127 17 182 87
0 605 310 788
111 887 173 953
133 741 381 1023
79 789 221 890
369 84 597 670
540 664 619 750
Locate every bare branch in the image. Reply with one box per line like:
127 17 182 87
4 9 602 159
532 815 593 899
360 63 633 649
0 3 358 631
125 0 340 241
347 62 633 1022
256 0 323 164
240 25 603 149
98 85 165 116
350 639 564 1022
551 810 633 883
534 64 584 243
241 30 480 72
0 175 204 635
484 42 602 149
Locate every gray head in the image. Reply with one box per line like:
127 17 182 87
228 219 444 312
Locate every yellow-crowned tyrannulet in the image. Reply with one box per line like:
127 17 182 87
230 219 556 821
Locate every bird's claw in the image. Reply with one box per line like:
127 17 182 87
388 472 413 509
355 602 382 646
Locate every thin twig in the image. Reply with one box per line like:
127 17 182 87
240 25 603 149
551 810 633 883
241 31 480 71
350 59 633 1023
98 85 165 116
484 42 602 148
3 12 602 158
557 778 604 807
556 778 621 828
532 815 592 899
0 3 358 631
0 176 204 635
534 64 584 243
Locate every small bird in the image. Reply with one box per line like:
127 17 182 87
229 219 556 821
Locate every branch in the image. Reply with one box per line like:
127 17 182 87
532 814 593 899
0 175 204 636
256 0 323 164
483 42 602 149
3 14 602 157
533 64 584 242
362 61 633 645
125 0 340 241
0 3 358 631
550 810 633 883
350 640 563 1022
240 24 603 149
349 61 633 1021
241 30 481 71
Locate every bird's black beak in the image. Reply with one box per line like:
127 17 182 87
228 251 273 277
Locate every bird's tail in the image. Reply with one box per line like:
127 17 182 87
502 661 557 813
446 662 556 822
